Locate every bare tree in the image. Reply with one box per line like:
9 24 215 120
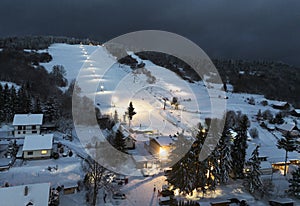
84 154 110 205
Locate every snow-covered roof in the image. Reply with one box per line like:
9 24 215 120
260 161 272 170
0 183 50 206
272 101 288 107
23 134 53 151
13 114 43 126
0 125 14 132
294 109 300 114
152 136 174 147
276 122 296 132
132 155 149 163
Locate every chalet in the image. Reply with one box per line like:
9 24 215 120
13 114 43 137
276 122 298 136
149 136 174 159
22 134 53 159
291 109 300 117
0 183 50 206
272 101 290 110
112 123 136 149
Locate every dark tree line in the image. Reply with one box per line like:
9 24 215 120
0 83 61 123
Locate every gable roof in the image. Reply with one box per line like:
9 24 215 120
23 134 53 151
276 122 297 132
13 114 43 126
0 183 50 206
152 136 174 147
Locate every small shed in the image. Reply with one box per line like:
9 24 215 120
62 182 78 195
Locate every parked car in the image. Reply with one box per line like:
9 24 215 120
112 192 126 200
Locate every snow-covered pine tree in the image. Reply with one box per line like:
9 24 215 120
43 98 59 122
245 145 262 193
10 85 18 119
167 124 207 195
218 122 232 184
231 114 249 178
168 133 193 166
113 130 126 153
277 132 297 176
289 166 300 198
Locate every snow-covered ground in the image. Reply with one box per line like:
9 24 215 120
4 43 298 205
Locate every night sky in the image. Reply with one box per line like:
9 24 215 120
0 0 299 66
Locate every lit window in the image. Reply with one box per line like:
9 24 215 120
41 150 47 155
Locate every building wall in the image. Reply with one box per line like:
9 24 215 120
14 125 41 137
149 139 160 154
23 149 52 159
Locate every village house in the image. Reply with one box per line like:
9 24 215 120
0 183 51 206
22 134 53 159
13 114 43 137
149 136 174 159
112 123 136 149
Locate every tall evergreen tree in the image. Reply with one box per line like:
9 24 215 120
43 98 59 122
127 101 136 127
245 146 263 193
167 124 211 195
277 132 297 176
113 130 126 152
231 114 249 178
218 122 232 184
289 166 300 198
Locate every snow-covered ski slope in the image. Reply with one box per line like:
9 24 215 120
40 43 300 163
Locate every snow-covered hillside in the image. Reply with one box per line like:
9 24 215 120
41 43 300 164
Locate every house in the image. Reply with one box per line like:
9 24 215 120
0 183 50 206
0 125 14 138
112 123 136 149
13 114 43 137
22 134 53 159
149 136 174 159
291 109 300 117
272 101 290 110
276 122 298 136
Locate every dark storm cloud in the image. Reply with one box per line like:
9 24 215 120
0 0 300 66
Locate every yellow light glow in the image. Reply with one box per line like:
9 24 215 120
159 147 168 159
41 150 47 155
